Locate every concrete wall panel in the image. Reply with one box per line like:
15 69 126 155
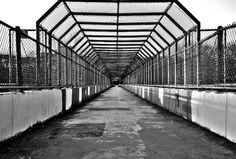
150 87 156 104
0 94 13 141
12 89 62 137
226 93 236 142
122 85 236 143
88 86 91 97
81 87 86 102
0 85 109 142
177 89 189 118
13 91 40 135
204 92 226 137
168 89 177 113
79 87 82 102
90 86 95 96
158 88 164 107
72 88 80 106
65 88 72 110
163 88 170 109
147 87 152 102
141 87 145 99
191 91 206 127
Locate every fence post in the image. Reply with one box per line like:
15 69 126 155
36 23 40 85
195 26 201 86
224 29 227 85
152 58 154 85
58 41 61 86
184 34 187 86
157 54 160 85
44 31 48 85
71 49 73 86
168 47 171 85
15 26 23 86
175 42 178 86
48 34 52 86
75 54 78 86
162 52 164 85
9 29 12 83
217 26 224 84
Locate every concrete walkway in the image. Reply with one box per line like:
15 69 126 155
1 86 236 159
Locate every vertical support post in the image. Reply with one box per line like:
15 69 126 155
148 61 149 85
162 51 164 85
44 31 48 85
157 54 160 85
196 26 201 86
139 69 141 84
184 34 187 86
149 60 151 84
15 26 23 86
71 49 73 86
189 31 194 84
94 68 96 85
143 64 145 85
36 23 40 85
144 65 145 85
168 47 171 85
146 63 148 85
85 64 87 86
48 34 52 86
65 48 68 86
175 42 178 86
94 67 97 85
152 58 154 85
76 55 78 86
224 29 227 85
78 58 81 86
58 41 61 86
9 29 12 83
217 26 224 84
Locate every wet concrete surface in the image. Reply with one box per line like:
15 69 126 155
1 86 236 159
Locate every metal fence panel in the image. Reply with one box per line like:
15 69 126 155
225 26 236 85
0 22 17 85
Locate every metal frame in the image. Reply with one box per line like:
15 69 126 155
36 0 201 78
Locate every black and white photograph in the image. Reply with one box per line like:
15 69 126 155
0 0 236 158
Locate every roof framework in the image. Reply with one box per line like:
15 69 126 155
37 0 200 78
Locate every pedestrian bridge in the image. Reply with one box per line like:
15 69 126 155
0 0 236 158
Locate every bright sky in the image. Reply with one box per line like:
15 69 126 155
0 0 235 29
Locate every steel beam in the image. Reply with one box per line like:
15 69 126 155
159 23 177 41
58 23 77 40
49 14 71 34
66 30 82 45
73 12 164 16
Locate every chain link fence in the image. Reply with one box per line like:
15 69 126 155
0 21 17 85
225 25 236 85
20 36 37 85
125 24 236 88
0 20 110 90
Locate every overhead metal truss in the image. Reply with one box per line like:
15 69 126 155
37 0 200 78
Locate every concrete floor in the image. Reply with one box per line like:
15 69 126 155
1 86 236 159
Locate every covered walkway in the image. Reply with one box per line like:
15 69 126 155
0 0 236 158
1 86 236 159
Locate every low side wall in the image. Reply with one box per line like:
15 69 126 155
0 85 110 142
122 85 236 143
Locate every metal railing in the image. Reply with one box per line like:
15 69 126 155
124 24 236 89
0 20 110 91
